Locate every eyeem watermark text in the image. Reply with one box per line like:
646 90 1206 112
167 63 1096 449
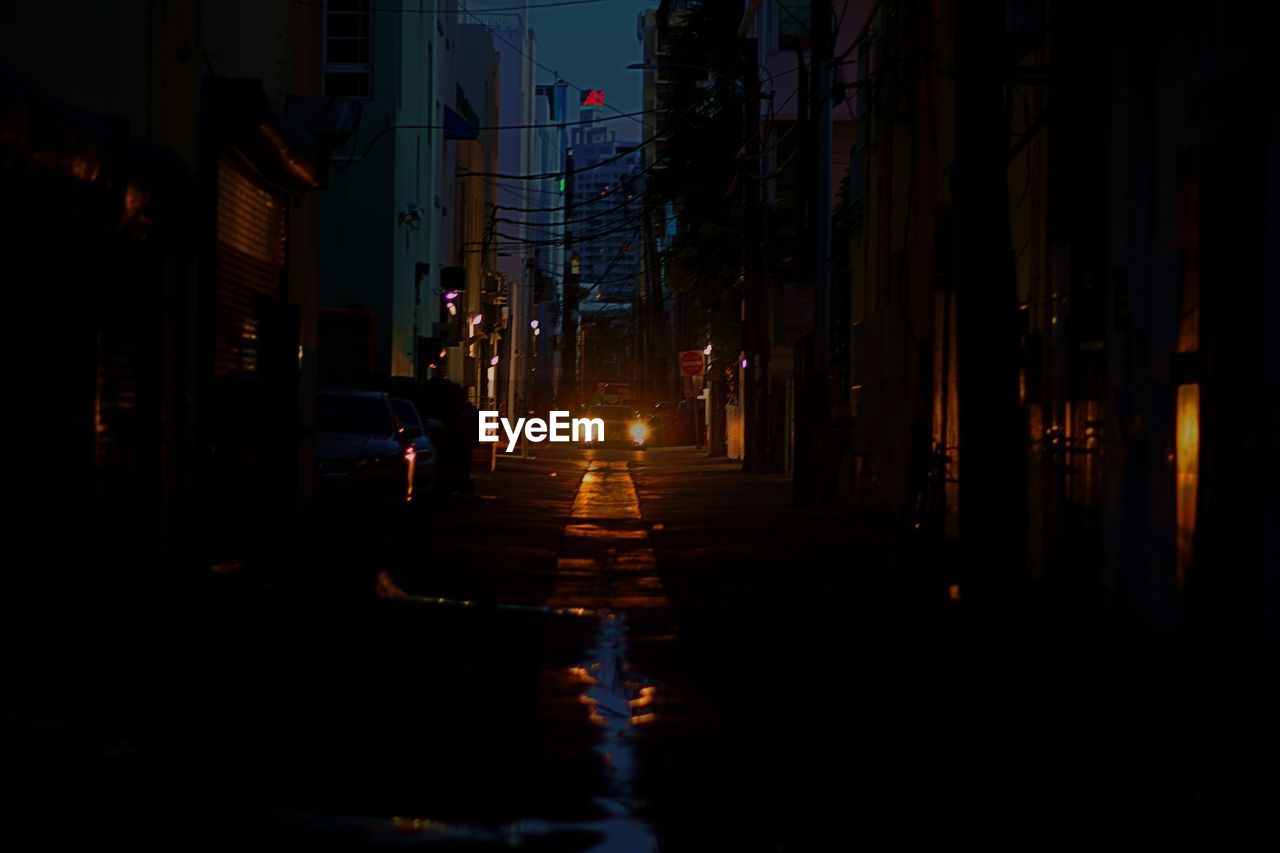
479 411 604 452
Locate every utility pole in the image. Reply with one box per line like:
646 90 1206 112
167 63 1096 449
645 204 665 400
561 148 579 408
954 2 1026 608
794 0 834 503
742 38 769 471
812 0 833 390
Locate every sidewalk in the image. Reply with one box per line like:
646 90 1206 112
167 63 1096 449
628 447 909 844
630 448 1280 840
631 446 904 632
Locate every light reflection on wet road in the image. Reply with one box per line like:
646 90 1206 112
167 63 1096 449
545 459 664 849
14 443 1276 846
368 452 680 850
9 447 768 850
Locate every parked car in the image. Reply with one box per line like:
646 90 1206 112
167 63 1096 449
389 397 439 501
316 390 415 511
579 404 649 450
384 377 476 494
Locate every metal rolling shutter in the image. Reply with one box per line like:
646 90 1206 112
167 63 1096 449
214 155 287 377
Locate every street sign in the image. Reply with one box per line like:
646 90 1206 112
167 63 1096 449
679 350 705 377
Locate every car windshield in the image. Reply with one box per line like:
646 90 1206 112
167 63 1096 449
390 399 421 429
318 394 395 435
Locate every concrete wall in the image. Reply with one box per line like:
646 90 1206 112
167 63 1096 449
320 1 456 380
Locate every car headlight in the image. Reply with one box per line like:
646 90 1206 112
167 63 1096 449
629 421 649 444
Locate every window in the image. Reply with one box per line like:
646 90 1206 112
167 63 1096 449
324 0 372 98
777 0 811 49
654 28 671 57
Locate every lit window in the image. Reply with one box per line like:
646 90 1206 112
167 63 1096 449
1175 383 1200 588
324 0 372 98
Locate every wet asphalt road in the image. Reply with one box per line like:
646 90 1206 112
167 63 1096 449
9 444 1278 848
93 446 784 850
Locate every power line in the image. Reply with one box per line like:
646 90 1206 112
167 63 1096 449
515 203 679 245
465 127 675 209
486 80 804 236
488 147 660 212
460 141 638 181
297 0 620 14
460 8 646 129
492 154 662 216
349 108 672 164
459 102 702 181
483 174 567 203
485 216 641 248
468 212 644 249
361 107 659 146
499 197 641 230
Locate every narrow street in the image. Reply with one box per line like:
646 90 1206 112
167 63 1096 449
4 2 1278 849
11 447 858 849
271 445 855 849
9 443 1280 849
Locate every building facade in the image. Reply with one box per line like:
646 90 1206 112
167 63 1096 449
837 0 1278 662
465 11 539 417
318 0 458 384
453 22 501 407
0 0 343 582
569 122 643 315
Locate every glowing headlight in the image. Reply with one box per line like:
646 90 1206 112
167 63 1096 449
629 421 649 444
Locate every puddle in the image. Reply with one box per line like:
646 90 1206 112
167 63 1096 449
342 460 664 851
531 606 658 851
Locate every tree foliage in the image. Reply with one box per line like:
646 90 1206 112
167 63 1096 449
647 1 752 358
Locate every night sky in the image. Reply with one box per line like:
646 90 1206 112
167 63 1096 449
464 0 653 136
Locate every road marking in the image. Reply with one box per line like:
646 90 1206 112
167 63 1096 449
537 459 670 848
372 458 671 848
570 459 643 520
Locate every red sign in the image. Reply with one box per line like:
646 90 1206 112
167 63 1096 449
581 89 606 107
679 350 705 377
